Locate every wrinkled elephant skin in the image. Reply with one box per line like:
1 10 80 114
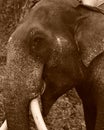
3 0 104 130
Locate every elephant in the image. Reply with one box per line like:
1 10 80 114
1 0 104 130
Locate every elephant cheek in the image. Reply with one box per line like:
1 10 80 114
41 90 57 117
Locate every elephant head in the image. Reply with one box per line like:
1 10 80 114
2 0 86 130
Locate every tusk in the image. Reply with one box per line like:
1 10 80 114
0 120 8 130
30 97 48 130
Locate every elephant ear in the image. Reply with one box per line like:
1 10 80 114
74 5 104 67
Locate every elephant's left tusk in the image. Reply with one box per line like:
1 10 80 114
30 97 48 130
0 120 8 130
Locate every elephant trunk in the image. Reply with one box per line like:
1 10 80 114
1 98 48 130
3 38 47 130
4 89 29 130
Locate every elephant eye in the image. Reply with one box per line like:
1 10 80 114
30 36 42 49
34 37 43 45
30 36 46 55
29 34 51 60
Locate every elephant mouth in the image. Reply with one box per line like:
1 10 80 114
0 82 48 130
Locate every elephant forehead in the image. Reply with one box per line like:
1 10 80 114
9 0 79 43
28 0 79 30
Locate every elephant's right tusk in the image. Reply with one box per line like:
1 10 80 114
0 120 8 130
30 97 48 130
